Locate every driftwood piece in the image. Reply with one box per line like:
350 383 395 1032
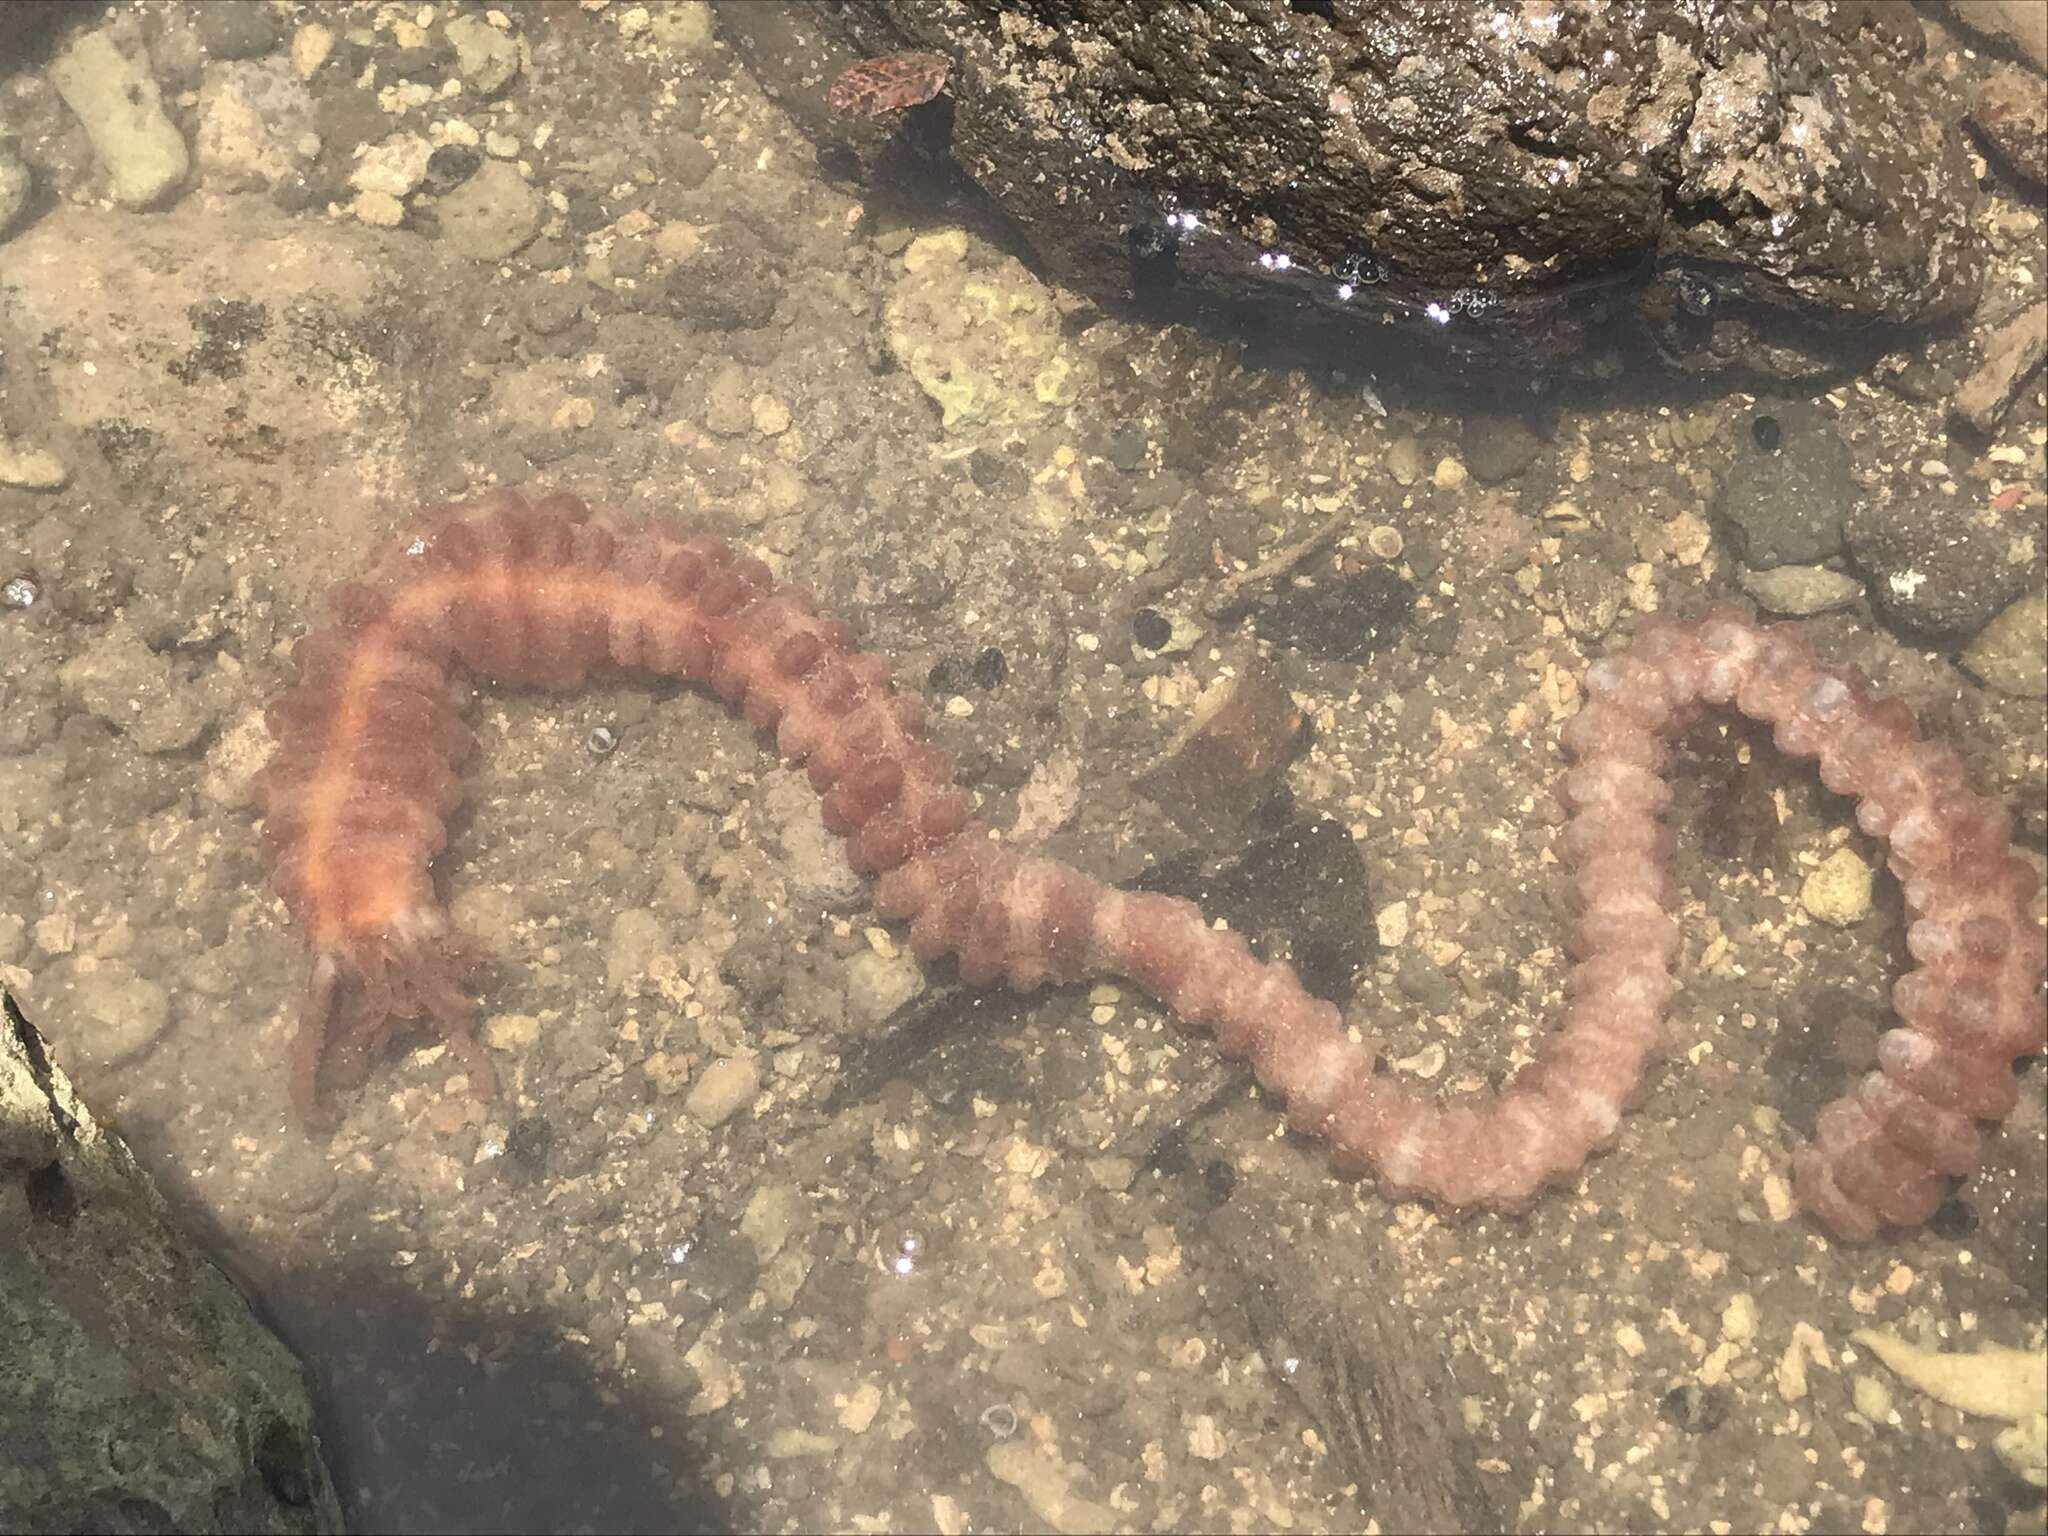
1199 1198 1504 1535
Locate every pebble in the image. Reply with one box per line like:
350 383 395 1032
1376 901 1410 948
434 159 541 261
0 438 68 489
684 1053 760 1127
1432 455 1468 491
740 1182 802 1265
290 21 333 78
845 948 925 1025
1961 593 2048 698
49 25 190 209
482 1013 540 1051
351 132 433 199
59 959 172 1068
1800 848 1875 927
605 908 666 993
750 394 791 436
444 14 522 98
702 360 752 437
760 770 865 909
1385 435 1423 487
1558 561 1625 638
1736 563 1864 617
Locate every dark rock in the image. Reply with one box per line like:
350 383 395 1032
1 994 343 1532
1844 485 2037 638
1131 606 1171 649
194 2 279 59
422 143 482 194
1259 563 1414 662
1133 816 1374 999
667 138 716 191
664 221 782 332
1658 1383 1731 1434
1461 413 1544 484
1105 420 1149 471
1713 401 1851 567
728 0 1983 383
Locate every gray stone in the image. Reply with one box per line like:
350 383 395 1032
728 0 1982 382
432 158 541 261
1714 403 1853 568
49 24 191 209
1 995 342 1532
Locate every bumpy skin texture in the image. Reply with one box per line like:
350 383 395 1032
259 490 2046 1240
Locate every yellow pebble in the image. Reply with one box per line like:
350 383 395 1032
1800 847 1874 927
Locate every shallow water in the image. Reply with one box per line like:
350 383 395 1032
2 4 2044 1534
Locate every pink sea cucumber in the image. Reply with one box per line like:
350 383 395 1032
258 489 2047 1240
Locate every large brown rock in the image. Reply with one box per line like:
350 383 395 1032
729 0 1984 386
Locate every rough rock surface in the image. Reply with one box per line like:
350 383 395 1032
1 995 342 1534
725 0 1983 384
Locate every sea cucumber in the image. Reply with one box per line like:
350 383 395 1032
257 489 2047 1241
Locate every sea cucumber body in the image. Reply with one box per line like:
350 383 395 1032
260 490 2046 1238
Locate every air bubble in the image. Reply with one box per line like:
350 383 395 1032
588 725 620 755
2 576 37 609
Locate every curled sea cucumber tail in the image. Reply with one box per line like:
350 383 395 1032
289 912 494 1127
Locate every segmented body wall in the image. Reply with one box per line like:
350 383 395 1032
259 490 2047 1238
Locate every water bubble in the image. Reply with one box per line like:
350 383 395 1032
874 1227 924 1278
2 576 37 609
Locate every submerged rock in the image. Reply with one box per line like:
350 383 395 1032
728 0 1983 385
1 995 342 1533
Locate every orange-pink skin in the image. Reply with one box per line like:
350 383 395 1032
260 490 2045 1243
